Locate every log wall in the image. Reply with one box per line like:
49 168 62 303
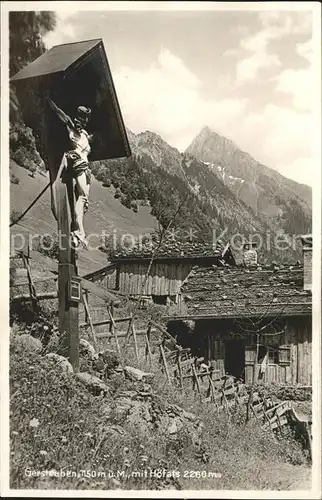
117 262 191 296
195 316 312 385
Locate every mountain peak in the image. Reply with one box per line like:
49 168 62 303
186 126 242 164
201 125 214 134
127 129 183 177
184 125 311 233
137 130 162 140
197 125 217 139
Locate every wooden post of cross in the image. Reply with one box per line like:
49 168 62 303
52 157 80 372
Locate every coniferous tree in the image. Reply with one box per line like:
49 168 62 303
9 12 57 175
9 11 56 76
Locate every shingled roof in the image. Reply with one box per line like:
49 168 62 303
178 262 311 319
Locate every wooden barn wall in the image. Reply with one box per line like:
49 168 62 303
207 333 225 376
118 262 191 296
290 316 312 386
195 317 312 385
91 268 117 290
194 321 225 376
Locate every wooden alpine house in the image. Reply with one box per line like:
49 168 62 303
166 236 313 386
84 237 237 306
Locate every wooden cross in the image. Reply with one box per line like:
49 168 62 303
10 38 131 373
52 154 80 371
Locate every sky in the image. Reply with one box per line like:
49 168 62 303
43 6 317 187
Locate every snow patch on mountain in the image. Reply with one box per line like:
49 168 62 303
228 174 245 185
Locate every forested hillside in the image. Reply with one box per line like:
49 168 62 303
9 12 57 178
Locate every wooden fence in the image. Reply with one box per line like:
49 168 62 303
10 251 312 454
80 307 312 454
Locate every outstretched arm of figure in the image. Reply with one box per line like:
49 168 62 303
46 97 75 129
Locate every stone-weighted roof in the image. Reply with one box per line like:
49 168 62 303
180 262 311 319
111 233 229 261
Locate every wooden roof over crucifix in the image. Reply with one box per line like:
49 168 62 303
11 38 131 165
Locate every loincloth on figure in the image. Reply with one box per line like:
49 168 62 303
65 151 91 213
66 151 91 183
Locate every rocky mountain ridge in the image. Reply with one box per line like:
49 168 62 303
125 128 268 235
185 126 311 236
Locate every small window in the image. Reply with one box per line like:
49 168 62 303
268 346 279 365
152 295 167 305
258 345 278 364
278 345 291 366
246 345 279 365
246 344 290 366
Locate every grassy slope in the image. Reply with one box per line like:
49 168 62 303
10 160 158 275
10 335 311 492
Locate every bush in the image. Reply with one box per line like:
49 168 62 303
11 174 20 185
120 194 132 209
27 162 37 177
10 123 43 174
131 200 139 213
11 146 39 173
10 210 22 225
10 295 58 334
120 180 130 194
114 188 122 199
251 383 312 402
278 423 310 465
